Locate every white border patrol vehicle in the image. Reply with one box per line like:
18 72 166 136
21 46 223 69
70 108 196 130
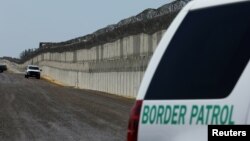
25 65 42 79
127 0 250 141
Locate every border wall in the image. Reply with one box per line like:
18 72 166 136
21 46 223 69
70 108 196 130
4 0 190 98
20 31 165 98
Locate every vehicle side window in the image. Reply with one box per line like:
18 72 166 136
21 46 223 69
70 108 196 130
145 2 250 100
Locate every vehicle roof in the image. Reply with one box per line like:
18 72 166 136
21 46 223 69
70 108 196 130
190 0 248 10
28 65 39 67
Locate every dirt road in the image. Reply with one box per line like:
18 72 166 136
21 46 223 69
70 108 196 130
0 72 134 141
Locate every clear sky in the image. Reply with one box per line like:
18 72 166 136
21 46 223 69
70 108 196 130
0 0 173 58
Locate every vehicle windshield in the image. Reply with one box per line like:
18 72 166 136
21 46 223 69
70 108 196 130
29 67 39 70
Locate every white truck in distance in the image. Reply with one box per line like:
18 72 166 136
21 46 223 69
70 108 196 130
25 65 42 79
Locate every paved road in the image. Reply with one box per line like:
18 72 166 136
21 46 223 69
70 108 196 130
0 72 134 141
